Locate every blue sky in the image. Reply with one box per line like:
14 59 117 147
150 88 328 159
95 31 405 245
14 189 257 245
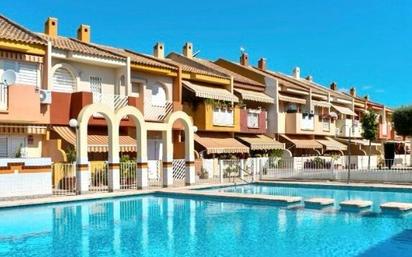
2 0 411 107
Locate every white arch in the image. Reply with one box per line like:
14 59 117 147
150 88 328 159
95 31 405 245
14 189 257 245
165 111 195 162
51 63 79 92
76 103 117 164
115 106 147 162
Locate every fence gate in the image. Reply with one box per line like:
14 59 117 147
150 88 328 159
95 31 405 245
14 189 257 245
89 161 109 192
52 163 76 195
120 162 137 190
148 160 163 187
172 159 186 185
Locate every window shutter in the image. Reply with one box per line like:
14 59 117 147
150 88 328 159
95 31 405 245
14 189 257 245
0 137 8 157
53 67 75 92
17 63 38 86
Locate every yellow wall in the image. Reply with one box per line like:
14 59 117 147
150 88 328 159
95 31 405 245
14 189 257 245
0 39 46 55
185 101 240 132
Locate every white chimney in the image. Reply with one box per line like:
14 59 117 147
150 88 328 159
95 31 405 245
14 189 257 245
292 67 300 79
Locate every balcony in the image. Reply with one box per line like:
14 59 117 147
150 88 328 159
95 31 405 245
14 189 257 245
92 92 128 111
144 101 174 121
284 112 336 136
336 118 362 138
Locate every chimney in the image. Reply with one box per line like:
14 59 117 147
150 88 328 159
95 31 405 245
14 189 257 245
258 58 266 70
153 42 164 59
183 42 193 58
77 24 90 43
364 95 369 100
350 87 356 97
330 82 337 91
44 17 58 37
292 67 300 79
305 75 313 82
240 52 249 66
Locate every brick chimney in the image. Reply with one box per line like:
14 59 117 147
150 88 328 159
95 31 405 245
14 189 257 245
183 42 193 58
44 17 58 38
258 58 266 70
330 82 337 91
240 52 248 66
77 24 90 43
350 87 356 97
153 42 164 59
292 67 300 79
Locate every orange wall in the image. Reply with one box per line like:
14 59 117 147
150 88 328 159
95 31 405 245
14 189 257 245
0 85 49 123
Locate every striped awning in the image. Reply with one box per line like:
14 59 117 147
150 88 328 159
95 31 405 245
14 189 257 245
183 80 239 102
280 134 323 149
0 50 44 63
316 137 347 151
236 135 284 151
234 88 274 104
53 126 137 152
278 93 306 104
348 139 381 147
313 100 331 108
332 104 357 116
0 124 47 134
194 133 249 154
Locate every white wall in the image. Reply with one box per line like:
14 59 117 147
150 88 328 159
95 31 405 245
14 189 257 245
131 72 173 102
0 172 52 198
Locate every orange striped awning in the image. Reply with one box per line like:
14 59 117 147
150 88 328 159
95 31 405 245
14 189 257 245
53 126 137 153
280 134 323 149
0 124 47 134
236 135 284 151
0 50 44 63
194 133 249 154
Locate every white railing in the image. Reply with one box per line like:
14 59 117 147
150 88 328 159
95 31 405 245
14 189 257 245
262 157 412 183
0 84 7 111
93 92 128 111
89 161 108 192
172 159 186 185
52 163 76 195
144 101 173 121
120 162 137 190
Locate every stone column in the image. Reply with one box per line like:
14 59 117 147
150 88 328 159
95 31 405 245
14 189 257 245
163 161 174 187
76 162 90 194
185 160 196 185
108 163 120 192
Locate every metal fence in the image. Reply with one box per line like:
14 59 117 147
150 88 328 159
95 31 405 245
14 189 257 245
120 162 137 190
172 159 186 185
148 160 163 187
52 163 76 195
89 161 109 192
262 157 412 183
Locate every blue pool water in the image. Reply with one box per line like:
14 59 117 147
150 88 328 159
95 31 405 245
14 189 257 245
1 193 412 257
204 183 412 212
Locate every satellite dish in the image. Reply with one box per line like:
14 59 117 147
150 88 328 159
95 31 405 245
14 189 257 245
1 70 17 86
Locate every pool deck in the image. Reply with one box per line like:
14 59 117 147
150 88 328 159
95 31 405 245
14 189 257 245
1 180 412 209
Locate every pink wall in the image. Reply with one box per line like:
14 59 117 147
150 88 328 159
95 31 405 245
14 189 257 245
0 85 49 123
239 108 267 134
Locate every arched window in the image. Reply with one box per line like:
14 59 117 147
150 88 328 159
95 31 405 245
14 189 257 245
148 83 167 107
52 67 75 93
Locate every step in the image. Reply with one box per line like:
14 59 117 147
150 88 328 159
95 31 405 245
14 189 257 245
381 202 412 214
304 198 334 208
339 200 372 210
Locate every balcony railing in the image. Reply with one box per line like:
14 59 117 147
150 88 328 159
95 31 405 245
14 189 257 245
0 84 8 111
92 93 128 111
144 101 173 121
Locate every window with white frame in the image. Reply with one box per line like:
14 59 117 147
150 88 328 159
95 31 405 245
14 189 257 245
148 83 167 107
247 109 260 128
1 60 38 86
0 136 26 158
52 67 75 92
213 107 234 126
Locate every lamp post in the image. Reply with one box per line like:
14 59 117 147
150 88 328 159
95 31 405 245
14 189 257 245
69 118 79 161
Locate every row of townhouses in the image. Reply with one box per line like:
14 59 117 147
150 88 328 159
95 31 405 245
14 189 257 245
0 15 398 196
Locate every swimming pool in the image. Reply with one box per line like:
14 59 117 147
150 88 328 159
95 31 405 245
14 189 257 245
202 182 412 211
0 193 412 257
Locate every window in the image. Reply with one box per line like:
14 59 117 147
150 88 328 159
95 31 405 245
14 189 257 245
0 136 26 158
1 60 38 86
301 114 314 130
52 67 75 92
247 110 260 128
213 108 234 126
90 76 102 94
131 82 141 95
148 83 167 107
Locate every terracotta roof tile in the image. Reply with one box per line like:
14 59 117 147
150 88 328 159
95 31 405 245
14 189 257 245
167 53 230 79
37 33 125 60
0 15 47 46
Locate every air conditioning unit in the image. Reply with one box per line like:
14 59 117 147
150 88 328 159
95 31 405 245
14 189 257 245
39 89 52 104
